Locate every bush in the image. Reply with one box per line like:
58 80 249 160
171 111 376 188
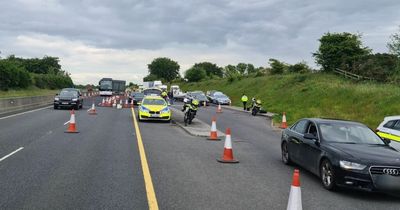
32 74 73 89
0 60 32 90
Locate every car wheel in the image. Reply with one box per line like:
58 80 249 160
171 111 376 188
281 142 292 165
74 105 79 110
320 159 336 190
54 105 58 109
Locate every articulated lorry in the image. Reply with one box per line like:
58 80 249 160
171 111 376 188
99 78 126 96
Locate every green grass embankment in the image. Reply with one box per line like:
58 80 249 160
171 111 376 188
178 73 400 128
0 86 59 98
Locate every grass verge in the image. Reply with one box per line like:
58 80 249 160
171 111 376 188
0 86 59 98
177 73 400 128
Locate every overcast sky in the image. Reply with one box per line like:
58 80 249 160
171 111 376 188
0 0 399 85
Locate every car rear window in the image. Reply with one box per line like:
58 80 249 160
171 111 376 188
392 121 400 131
383 120 397 128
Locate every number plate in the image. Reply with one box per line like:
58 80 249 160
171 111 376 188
62 102 69 105
151 114 160 117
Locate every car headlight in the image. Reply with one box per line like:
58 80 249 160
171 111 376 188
72 98 78 101
160 107 170 114
340 160 366 170
140 106 150 112
54 97 60 101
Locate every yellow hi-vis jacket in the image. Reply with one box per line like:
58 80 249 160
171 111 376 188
241 95 248 102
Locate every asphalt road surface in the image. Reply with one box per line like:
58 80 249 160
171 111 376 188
0 97 399 209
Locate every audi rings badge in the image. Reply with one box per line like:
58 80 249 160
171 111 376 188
382 168 400 176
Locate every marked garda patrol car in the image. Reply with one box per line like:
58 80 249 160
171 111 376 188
376 116 400 142
138 96 171 122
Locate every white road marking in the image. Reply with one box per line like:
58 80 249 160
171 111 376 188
0 106 52 120
0 147 24 162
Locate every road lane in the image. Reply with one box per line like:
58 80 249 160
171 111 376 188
0 98 148 209
179 103 400 209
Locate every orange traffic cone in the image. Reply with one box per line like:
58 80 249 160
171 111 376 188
124 99 129 108
203 101 207 107
217 128 239 163
64 110 79 133
217 104 222 113
130 99 134 108
207 116 221 141
100 98 105 106
88 102 97 115
280 112 288 129
287 169 302 210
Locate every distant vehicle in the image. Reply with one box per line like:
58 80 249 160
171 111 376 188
206 91 224 103
170 85 186 101
99 78 126 96
187 91 209 106
112 80 126 95
54 88 83 110
281 118 400 193
212 94 231 105
143 80 162 89
138 96 171 122
99 78 113 96
128 92 145 105
376 116 400 142
143 88 162 96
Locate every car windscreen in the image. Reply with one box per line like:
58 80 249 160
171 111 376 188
319 123 385 145
142 99 166 106
215 94 228 99
60 90 78 97
99 81 112 90
192 93 207 100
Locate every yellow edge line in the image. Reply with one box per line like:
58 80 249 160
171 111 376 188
131 107 159 210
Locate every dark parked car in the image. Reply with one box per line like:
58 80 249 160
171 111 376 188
187 91 209 106
281 118 400 193
54 88 83 110
128 92 145 105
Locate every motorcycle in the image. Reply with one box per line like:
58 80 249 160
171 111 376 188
251 100 262 116
183 99 199 126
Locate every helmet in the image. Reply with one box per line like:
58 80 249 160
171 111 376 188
192 99 199 106
183 98 189 103
256 99 262 104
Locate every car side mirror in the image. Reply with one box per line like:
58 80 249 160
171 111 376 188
382 138 391 145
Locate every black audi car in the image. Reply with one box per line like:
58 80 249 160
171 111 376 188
54 88 83 110
281 118 400 193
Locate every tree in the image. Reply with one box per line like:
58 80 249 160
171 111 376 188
236 63 247 75
288 62 312 74
247 64 256 74
193 62 223 77
147 57 180 83
352 53 399 82
313 32 371 71
184 66 207 82
143 74 159 82
269 58 288 74
388 26 400 57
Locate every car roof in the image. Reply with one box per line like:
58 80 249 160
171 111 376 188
143 95 163 100
61 88 78 91
303 118 364 126
383 116 400 121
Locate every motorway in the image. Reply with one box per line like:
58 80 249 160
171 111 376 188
0 97 399 209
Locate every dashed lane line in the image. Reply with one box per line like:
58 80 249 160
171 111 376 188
0 147 24 163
